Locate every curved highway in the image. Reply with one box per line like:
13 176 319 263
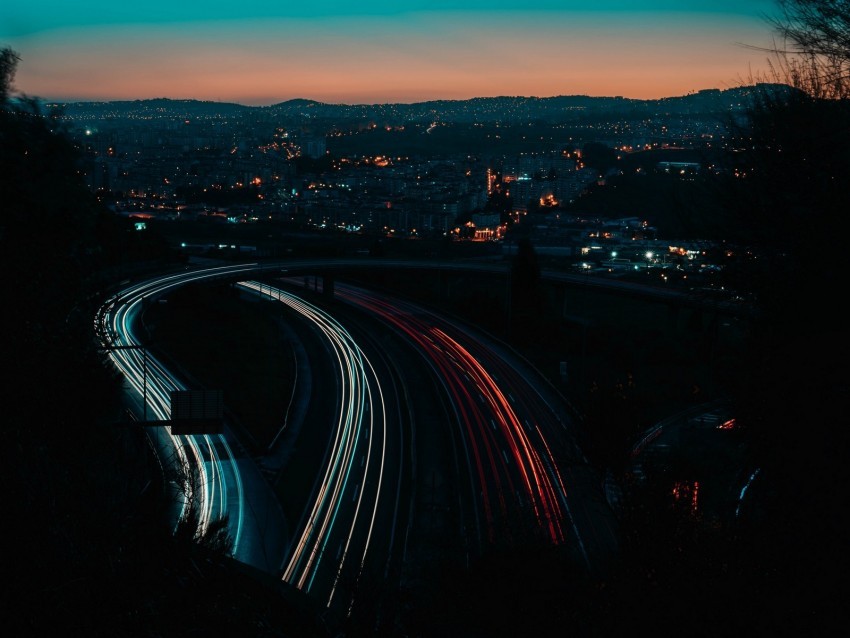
277 276 618 575
96 257 627 624
95 263 288 572
236 281 406 622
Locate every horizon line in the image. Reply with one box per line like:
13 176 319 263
31 83 782 109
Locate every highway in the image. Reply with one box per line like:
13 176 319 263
95 257 630 623
236 281 407 623
95 263 414 624
279 277 619 576
95 263 288 572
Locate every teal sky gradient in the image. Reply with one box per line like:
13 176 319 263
2 2 781 104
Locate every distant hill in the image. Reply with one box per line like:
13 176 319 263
251 85 791 123
50 84 792 125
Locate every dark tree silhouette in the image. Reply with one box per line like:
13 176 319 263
765 0 850 97
555 5 850 633
700 3 850 631
0 46 18 103
720 6 850 477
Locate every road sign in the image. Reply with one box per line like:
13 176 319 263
170 390 224 435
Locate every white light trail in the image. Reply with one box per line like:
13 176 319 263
237 281 387 611
95 264 259 553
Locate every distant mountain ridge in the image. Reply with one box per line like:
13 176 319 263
49 84 791 124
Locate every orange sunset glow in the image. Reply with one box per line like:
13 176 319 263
4 11 776 104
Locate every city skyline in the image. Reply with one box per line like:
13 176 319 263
3 2 780 105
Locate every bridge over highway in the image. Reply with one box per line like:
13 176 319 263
162 255 755 320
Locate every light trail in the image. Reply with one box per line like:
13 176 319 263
236 281 388 613
95 264 259 555
429 326 566 544
330 282 580 550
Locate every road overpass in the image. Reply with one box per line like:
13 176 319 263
163 255 755 320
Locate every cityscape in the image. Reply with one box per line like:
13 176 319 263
63 88 751 237
3 2 846 637
61 87 766 282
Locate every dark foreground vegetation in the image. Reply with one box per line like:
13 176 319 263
1 48 326 637
5 1 849 630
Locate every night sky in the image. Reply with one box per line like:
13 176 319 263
3 1 779 104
